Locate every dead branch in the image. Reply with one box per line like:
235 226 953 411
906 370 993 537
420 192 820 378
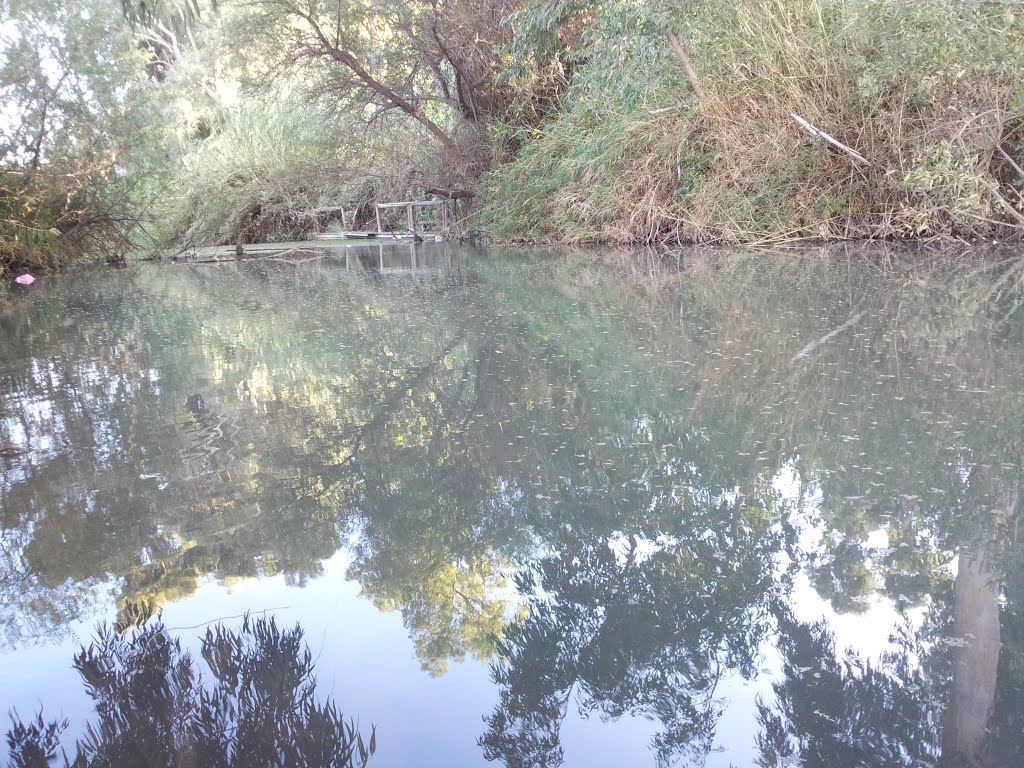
667 33 706 103
791 113 871 166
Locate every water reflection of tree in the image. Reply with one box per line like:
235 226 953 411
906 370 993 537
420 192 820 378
5 250 1024 765
473 252 1024 766
0 265 490 644
481 505 785 766
756 489 1022 768
754 602 946 768
6 613 375 768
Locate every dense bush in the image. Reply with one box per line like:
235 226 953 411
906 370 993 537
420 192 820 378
482 0 1024 243
0 0 153 274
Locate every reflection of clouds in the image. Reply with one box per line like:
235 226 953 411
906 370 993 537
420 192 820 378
607 532 661 567
768 461 929 664
771 461 824 518
0 570 119 650
788 571 925 663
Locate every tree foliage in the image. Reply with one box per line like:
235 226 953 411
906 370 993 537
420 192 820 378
0 0 154 272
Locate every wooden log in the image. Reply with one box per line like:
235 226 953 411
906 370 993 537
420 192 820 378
426 187 474 200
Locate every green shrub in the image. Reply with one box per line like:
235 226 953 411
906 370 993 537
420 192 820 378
483 0 1024 243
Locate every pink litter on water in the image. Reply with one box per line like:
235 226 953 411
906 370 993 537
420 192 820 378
14 274 35 285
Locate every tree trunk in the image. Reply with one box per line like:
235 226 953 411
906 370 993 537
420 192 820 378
943 546 1001 765
942 485 1017 766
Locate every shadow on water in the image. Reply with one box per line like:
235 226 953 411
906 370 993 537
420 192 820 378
3 243 1024 766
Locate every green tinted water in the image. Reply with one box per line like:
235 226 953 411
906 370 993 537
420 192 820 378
2 243 1023 767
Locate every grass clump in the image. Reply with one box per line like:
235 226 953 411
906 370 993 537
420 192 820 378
160 97 353 247
158 93 459 248
483 0 1024 244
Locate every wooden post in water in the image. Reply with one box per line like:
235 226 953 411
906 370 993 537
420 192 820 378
375 205 383 235
406 203 415 236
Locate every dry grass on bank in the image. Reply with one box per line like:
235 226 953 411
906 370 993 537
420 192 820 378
482 0 1024 245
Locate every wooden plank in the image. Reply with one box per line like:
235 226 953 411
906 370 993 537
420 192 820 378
316 231 380 240
375 200 443 209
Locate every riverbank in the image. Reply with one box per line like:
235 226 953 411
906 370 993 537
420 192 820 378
3 0 1023 276
480 0 1024 245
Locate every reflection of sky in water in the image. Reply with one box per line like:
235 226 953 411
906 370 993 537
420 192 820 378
1 248 1023 766
773 462 932 655
3 552 659 767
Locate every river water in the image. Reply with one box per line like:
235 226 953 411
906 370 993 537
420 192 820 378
2 243 1023 767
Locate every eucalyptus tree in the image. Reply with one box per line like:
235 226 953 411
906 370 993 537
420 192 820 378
232 0 519 167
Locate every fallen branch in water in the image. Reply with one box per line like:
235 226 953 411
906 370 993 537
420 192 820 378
168 248 329 265
261 248 329 264
791 113 871 166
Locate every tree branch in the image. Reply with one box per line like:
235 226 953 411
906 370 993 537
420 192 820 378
667 32 706 103
273 0 460 155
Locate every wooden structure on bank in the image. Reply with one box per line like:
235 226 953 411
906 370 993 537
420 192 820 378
170 240 459 275
374 200 449 237
315 189 472 240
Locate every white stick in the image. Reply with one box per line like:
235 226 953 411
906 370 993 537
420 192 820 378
791 113 871 166
791 310 868 361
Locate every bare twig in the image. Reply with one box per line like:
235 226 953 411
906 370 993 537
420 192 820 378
792 309 868 361
996 145 1024 182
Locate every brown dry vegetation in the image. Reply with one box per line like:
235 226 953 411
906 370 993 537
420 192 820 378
482 0 1024 245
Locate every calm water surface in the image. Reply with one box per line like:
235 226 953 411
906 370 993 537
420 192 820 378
2 243 1024 767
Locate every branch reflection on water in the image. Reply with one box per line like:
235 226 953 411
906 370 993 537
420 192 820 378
7 608 376 768
2 245 1024 765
